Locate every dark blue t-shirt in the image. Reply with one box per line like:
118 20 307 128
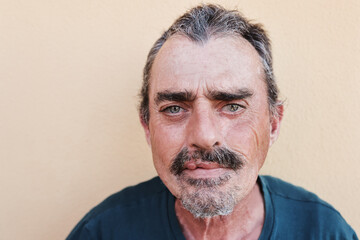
67 176 358 239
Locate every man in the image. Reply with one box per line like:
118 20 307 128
67 4 357 239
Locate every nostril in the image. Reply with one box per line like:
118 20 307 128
191 143 201 149
190 141 220 150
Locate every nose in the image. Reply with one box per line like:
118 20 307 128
187 106 221 150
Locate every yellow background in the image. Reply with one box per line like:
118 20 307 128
1 0 359 239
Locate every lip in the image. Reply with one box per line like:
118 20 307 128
182 161 226 178
182 168 227 178
184 161 222 170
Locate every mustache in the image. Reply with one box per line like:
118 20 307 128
170 147 244 176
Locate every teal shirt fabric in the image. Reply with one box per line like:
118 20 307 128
67 176 358 239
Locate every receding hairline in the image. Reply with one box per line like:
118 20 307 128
155 32 263 55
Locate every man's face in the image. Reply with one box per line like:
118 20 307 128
142 35 281 217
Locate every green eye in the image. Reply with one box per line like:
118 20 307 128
162 105 182 114
223 104 244 113
169 106 181 113
229 104 240 112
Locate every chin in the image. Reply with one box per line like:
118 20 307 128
177 171 242 218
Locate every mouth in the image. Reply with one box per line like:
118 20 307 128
182 161 228 178
184 160 222 170
170 147 244 177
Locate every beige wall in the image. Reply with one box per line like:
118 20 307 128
1 0 359 239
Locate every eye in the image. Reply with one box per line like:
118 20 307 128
161 105 183 114
222 104 245 113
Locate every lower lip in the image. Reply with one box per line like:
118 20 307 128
182 168 228 178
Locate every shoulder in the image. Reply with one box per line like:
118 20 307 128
66 177 172 240
87 176 167 217
259 175 358 239
260 175 326 203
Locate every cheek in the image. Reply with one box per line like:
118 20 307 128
149 119 186 166
225 117 270 167
148 119 186 198
226 121 257 156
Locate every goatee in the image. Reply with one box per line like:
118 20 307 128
170 147 246 218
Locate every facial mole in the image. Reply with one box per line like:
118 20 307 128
186 162 197 170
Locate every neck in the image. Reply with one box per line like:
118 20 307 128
174 183 265 240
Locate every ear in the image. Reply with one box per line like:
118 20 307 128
140 114 151 146
269 103 284 147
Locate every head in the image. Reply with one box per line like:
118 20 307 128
139 4 283 218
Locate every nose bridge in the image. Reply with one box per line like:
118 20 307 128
188 102 221 150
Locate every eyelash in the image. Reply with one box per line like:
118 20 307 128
222 103 246 113
159 103 246 116
160 105 185 114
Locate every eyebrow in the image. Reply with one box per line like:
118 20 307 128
154 88 253 105
207 88 254 101
155 90 196 105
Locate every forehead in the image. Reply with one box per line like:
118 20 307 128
149 35 265 95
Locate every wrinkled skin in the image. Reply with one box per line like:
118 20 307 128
141 35 283 239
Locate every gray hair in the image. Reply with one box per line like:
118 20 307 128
140 4 280 124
